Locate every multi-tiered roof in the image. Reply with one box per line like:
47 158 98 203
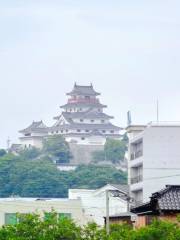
51 83 121 139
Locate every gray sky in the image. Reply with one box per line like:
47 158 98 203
1 0 180 148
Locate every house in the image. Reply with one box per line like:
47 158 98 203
0 198 88 226
131 185 180 228
127 122 180 204
104 212 136 226
69 184 129 226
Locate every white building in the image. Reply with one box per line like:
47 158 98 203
69 184 129 226
127 122 180 205
19 84 122 148
0 198 88 226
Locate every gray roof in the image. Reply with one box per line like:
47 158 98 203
67 83 100 96
60 102 107 109
50 123 121 131
19 121 48 134
132 185 180 214
60 110 113 120
111 184 129 194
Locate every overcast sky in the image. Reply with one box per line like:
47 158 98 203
0 0 180 148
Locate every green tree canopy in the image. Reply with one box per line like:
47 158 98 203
43 136 72 164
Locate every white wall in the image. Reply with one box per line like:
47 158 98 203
69 185 128 226
0 198 87 226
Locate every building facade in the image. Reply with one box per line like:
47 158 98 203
0 198 88 226
19 84 121 148
69 184 129 226
127 122 180 205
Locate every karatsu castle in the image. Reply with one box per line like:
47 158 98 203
19 83 122 149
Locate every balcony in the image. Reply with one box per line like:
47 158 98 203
130 150 143 160
131 175 143 184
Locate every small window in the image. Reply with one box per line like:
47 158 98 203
25 133 31 137
5 213 17 225
66 130 68 133
91 120 94 123
51 131 54 134
56 131 58 134
70 109 72 112
85 96 90 99
85 130 89 132
110 130 114 133
61 130 63 133
101 120 105 123
77 129 81 132
81 137 85 140
80 119 84 122
102 130 106 133
79 108 82 111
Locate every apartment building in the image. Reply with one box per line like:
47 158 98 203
127 122 180 205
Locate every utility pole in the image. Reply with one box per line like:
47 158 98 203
106 190 110 235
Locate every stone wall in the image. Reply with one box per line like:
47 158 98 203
69 143 104 165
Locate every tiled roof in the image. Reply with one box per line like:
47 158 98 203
60 102 107 109
19 121 48 133
50 123 121 131
111 184 129 195
67 83 100 96
132 185 180 214
61 110 113 120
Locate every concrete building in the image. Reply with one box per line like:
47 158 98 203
0 198 88 226
69 184 129 226
127 122 180 205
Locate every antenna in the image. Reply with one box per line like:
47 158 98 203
157 100 159 122
7 137 10 151
127 111 132 126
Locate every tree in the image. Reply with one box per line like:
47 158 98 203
43 136 72 164
0 149 6 157
19 147 41 160
104 138 127 164
93 136 128 164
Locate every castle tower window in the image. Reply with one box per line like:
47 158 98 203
102 130 106 133
85 130 89 132
91 119 94 123
80 119 84 122
110 130 114 133
56 131 58 134
61 130 63 133
85 96 90 100
77 129 81 132
101 120 105 123
66 130 68 133
81 137 85 140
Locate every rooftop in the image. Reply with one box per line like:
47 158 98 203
132 185 180 214
19 121 48 134
60 110 113 120
60 102 107 109
67 83 100 96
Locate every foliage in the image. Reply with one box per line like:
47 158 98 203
19 147 41 160
1 213 180 240
0 149 6 157
43 135 72 164
93 135 128 164
0 152 126 197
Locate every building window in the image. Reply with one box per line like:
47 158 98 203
66 130 68 133
51 131 54 134
70 109 72 112
110 130 114 133
81 137 85 140
91 120 94 123
102 130 106 133
80 119 84 122
56 131 59 134
85 130 89 132
77 129 81 132
5 213 17 225
79 108 82 111
85 96 90 100
59 213 71 220
101 120 105 123
61 130 63 133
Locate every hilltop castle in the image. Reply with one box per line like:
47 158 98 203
19 84 122 163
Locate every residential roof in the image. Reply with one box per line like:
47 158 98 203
67 83 100 96
19 121 48 134
60 102 107 109
132 185 180 214
111 184 129 195
106 212 136 218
